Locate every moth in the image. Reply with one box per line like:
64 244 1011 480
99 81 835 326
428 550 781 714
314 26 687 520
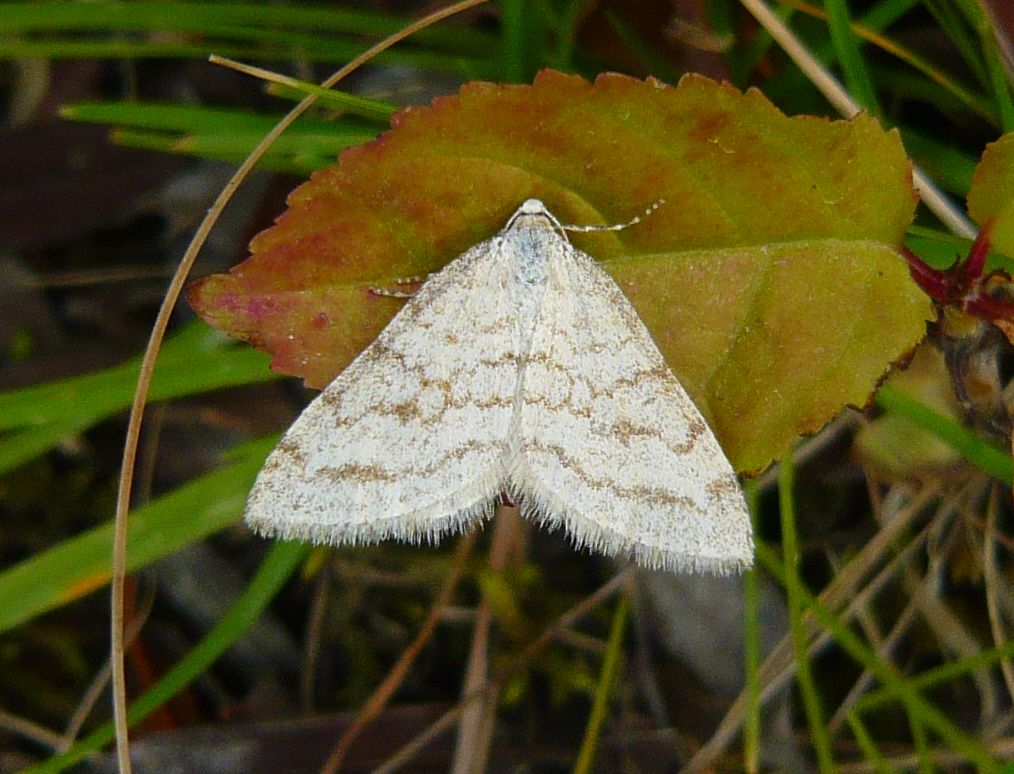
247 199 753 573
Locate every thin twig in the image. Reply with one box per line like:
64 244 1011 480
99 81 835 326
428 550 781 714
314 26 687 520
375 570 632 773
108 2 492 770
208 56 318 94
301 565 331 713
827 593 918 736
63 582 157 750
683 480 944 772
450 505 522 774
0 710 64 751
836 736 1014 773
318 533 475 774
751 413 860 492
912 495 998 718
373 704 463 774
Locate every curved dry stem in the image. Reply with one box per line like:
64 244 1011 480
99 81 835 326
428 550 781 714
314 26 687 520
65 579 157 750
109 1 491 770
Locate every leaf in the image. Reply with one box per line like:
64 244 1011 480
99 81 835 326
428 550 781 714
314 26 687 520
967 132 1014 257
189 69 931 473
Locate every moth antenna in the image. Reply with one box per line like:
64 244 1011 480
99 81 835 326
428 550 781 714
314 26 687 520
561 199 665 233
369 275 428 298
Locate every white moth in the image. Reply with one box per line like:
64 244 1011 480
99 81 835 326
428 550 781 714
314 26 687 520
247 199 753 574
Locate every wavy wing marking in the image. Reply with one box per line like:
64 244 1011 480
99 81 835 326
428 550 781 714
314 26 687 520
247 236 521 546
513 242 753 573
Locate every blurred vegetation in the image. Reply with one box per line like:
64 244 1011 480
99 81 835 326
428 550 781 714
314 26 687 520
2 0 1014 771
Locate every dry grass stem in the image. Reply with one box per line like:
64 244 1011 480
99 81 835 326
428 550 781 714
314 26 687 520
685 480 943 771
450 504 523 774
109 1 492 769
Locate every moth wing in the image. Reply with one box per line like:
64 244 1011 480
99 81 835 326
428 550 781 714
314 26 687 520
513 243 753 573
247 236 520 547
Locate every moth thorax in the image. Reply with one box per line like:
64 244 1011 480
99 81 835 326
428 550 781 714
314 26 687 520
511 227 553 287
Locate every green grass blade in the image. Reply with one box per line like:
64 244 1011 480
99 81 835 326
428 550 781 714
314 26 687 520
62 101 384 134
0 420 95 474
0 325 273 430
909 703 932 774
107 130 333 173
847 711 892 774
500 0 526 82
573 592 628 774
0 326 280 472
262 83 395 122
22 539 308 774
758 2 995 125
552 0 588 70
0 2 491 55
0 436 275 633
756 0 932 111
870 64 996 125
0 39 490 75
756 540 1000 770
601 10 679 86
983 44 1014 132
899 129 978 196
857 639 1014 712
742 480 762 773
860 0 922 30
110 127 371 161
904 226 972 269
921 0 986 85
953 0 1014 131
825 0 880 114
779 451 837 773
875 384 1014 485
733 5 796 86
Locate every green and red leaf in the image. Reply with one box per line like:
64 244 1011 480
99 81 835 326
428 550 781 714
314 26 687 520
189 69 931 473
